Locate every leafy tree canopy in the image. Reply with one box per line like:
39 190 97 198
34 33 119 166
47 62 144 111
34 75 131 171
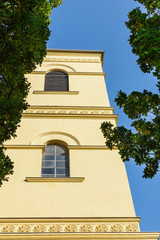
0 0 62 186
101 0 160 178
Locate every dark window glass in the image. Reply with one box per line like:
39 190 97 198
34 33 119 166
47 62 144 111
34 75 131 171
42 155 55 161
56 161 69 167
42 168 54 175
44 71 68 91
42 161 55 167
41 144 69 178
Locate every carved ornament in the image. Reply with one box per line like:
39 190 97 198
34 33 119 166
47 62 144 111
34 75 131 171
0 218 140 233
64 224 77 232
44 57 100 63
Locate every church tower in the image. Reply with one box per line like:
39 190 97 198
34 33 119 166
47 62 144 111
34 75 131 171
0 50 159 240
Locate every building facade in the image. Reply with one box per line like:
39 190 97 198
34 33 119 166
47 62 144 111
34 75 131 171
0 50 159 240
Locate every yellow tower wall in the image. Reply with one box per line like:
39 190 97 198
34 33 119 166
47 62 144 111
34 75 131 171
1 50 135 219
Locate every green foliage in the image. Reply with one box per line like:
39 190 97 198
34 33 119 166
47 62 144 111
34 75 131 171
0 0 62 186
126 0 160 78
101 84 160 178
135 0 160 13
101 0 160 178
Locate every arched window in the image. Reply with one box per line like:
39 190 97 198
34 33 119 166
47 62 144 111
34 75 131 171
44 71 69 91
41 144 69 178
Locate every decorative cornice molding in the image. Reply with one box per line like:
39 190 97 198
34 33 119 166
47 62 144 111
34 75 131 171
4 145 45 151
0 232 159 240
69 72 105 76
5 145 116 151
68 72 106 77
25 177 84 183
22 113 118 121
0 218 141 234
46 49 104 54
0 217 141 223
23 106 117 121
43 57 101 63
33 91 79 95
31 72 105 76
25 106 114 111
68 145 111 150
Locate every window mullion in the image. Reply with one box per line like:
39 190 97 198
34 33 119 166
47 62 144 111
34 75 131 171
55 145 57 177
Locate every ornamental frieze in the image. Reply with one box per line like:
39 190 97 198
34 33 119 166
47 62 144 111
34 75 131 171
110 224 123 232
43 58 100 63
23 107 114 116
95 224 108 232
17 225 31 232
33 224 46 232
0 223 139 233
64 224 77 232
1 225 15 233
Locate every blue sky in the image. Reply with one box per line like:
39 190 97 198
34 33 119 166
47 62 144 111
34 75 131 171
47 0 160 232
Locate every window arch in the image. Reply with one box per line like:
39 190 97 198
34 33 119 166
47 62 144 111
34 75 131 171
41 144 69 178
44 71 69 91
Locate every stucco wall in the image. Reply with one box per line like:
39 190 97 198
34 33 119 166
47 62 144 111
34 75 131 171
1 50 135 218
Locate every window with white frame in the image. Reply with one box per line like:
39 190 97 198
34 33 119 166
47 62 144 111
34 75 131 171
41 144 69 177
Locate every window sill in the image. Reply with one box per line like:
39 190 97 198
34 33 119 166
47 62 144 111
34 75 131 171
25 177 84 183
33 91 79 95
